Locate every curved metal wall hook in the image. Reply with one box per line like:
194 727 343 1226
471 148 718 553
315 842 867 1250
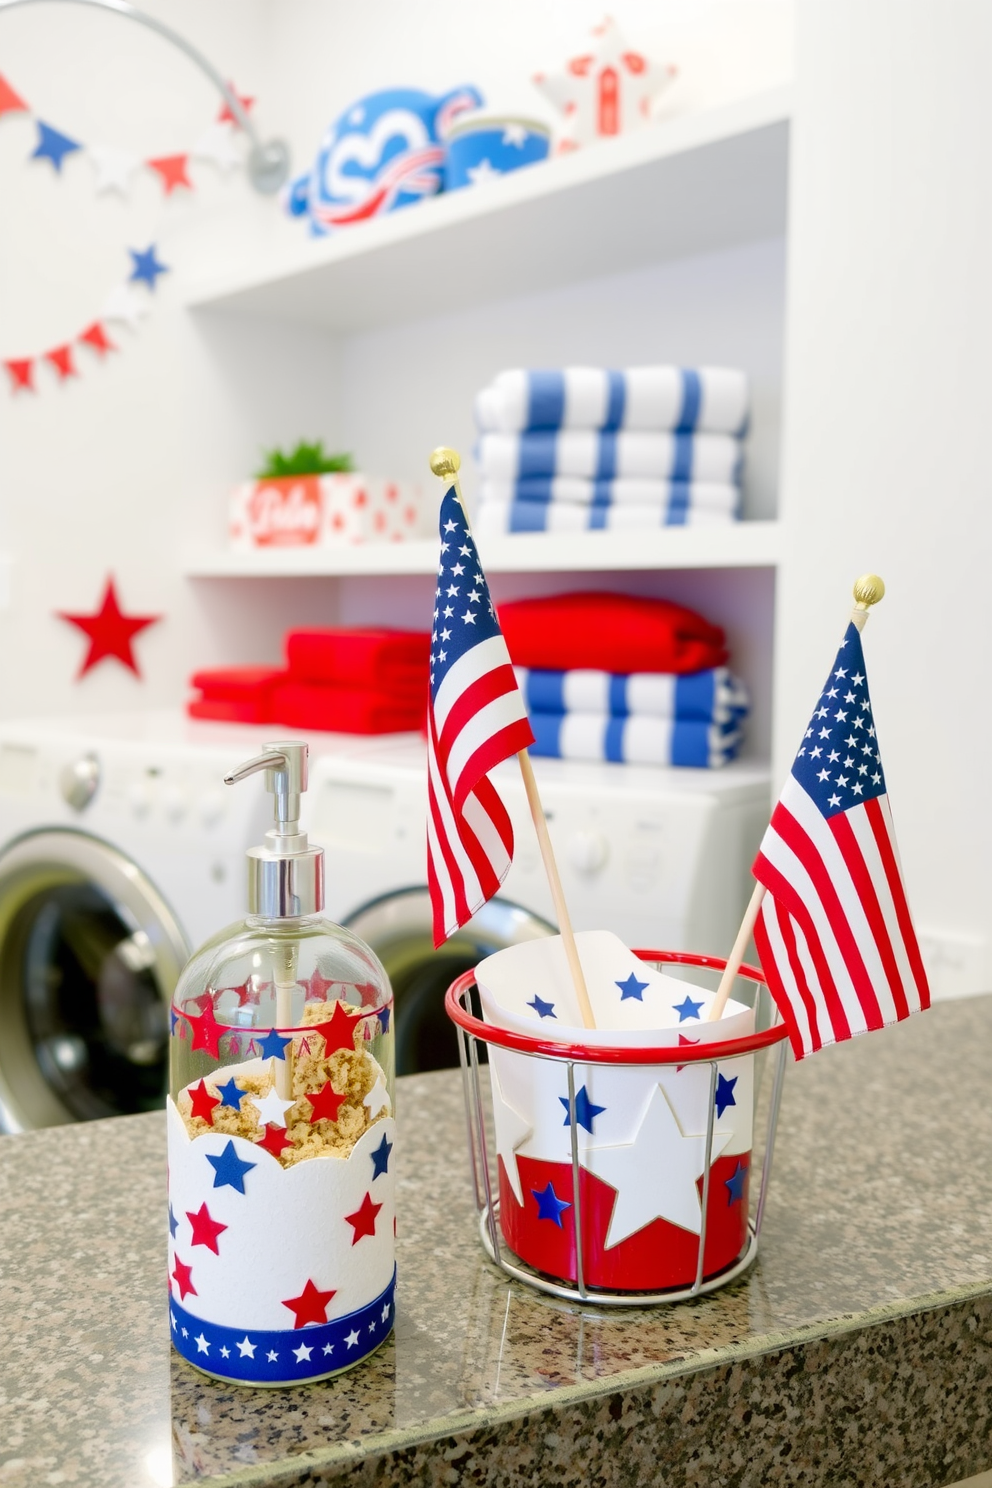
0 0 290 192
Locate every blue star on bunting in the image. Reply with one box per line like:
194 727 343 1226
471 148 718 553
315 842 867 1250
673 994 704 1022
527 994 556 1019
370 1132 392 1179
206 1140 256 1194
129 244 169 289
725 1160 748 1205
532 1181 571 1226
559 1084 606 1134
257 1027 292 1060
615 972 649 1002
168 1203 178 1239
215 1076 245 1111
32 121 82 171
714 1073 738 1118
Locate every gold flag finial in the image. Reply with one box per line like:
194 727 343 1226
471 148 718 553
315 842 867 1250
853 573 885 609
429 446 461 480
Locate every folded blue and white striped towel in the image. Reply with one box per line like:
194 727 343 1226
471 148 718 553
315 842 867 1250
476 500 737 535
476 430 743 485
528 712 743 768
478 475 740 510
515 667 749 725
475 367 749 435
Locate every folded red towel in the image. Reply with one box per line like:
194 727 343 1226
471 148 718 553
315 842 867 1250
190 665 286 701
284 628 430 689
497 592 727 675
271 681 424 735
187 697 275 725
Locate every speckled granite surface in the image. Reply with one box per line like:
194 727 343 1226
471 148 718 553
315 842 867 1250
2 998 992 1487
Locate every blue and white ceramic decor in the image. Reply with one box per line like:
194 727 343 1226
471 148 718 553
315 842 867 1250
443 113 551 192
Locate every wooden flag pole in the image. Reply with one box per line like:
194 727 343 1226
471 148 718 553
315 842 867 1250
706 573 887 1024
429 446 597 1031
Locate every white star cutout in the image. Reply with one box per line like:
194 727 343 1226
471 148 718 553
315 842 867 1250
293 1342 314 1362
220 1346 230 1358
90 145 140 196
252 1088 295 1129
266 1350 279 1363
467 157 502 185
363 1078 391 1117
195 1333 210 1355
322 1342 334 1355
237 1336 256 1358
345 1329 360 1348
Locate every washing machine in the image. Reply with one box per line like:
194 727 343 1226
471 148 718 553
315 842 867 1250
307 738 772 1076
0 711 401 1133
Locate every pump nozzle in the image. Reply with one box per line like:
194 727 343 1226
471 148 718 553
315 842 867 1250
225 742 308 839
224 741 323 917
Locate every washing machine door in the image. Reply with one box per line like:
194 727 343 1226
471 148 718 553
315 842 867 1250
0 829 189 1132
345 888 554 1076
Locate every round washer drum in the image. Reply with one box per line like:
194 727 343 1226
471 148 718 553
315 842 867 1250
344 887 554 1076
0 829 189 1132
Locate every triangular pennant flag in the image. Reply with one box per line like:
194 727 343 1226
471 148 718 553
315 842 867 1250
0 73 28 116
4 358 34 392
45 345 76 380
146 154 192 194
78 321 116 356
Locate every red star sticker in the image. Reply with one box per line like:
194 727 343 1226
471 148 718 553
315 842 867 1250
344 1191 382 1245
78 321 116 356
187 1201 227 1254
187 998 225 1058
309 1001 362 1058
188 1079 220 1124
57 576 161 679
305 967 336 1002
171 1255 197 1301
147 153 193 194
257 1123 293 1157
4 357 34 391
218 84 254 126
306 1080 346 1124
281 1278 335 1330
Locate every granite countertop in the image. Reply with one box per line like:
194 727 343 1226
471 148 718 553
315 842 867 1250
2 997 992 1488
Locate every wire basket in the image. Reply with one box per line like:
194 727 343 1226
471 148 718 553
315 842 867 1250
445 949 790 1307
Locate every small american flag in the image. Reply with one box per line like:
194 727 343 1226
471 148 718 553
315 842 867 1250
427 483 534 946
752 621 929 1058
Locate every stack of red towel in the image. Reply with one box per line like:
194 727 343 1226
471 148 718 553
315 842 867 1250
189 628 429 734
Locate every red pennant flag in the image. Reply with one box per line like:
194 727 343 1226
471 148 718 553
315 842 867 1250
78 321 116 356
4 358 34 392
0 74 28 116
147 154 193 194
218 83 254 126
45 345 76 380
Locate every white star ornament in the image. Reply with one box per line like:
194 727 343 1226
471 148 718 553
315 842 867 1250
252 1088 295 1129
90 146 141 196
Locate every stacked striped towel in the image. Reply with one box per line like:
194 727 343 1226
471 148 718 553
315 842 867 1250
474 366 748 535
516 665 749 768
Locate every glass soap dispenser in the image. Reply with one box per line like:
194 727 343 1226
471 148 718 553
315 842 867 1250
166 742 395 1386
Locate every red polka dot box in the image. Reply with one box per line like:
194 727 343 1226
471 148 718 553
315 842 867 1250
445 934 789 1305
229 472 428 550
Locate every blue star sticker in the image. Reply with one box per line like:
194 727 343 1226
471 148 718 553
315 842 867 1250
532 1181 571 1226
370 1131 393 1179
169 1006 180 1034
559 1084 606 1134
129 244 169 289
673 995 704 1022
206 1140 256 1194
215 1076 245 1111
32 121 81 171
616 972 649 1002
714 1073 738 1118
377 1007 391 1034
725 1160 748 1205
527 994 556 1019
168 1203 178 1239
257 1027 292 1060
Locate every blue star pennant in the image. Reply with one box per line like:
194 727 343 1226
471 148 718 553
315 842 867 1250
32 121 81 171
215 1076 245 1111
370 1131 393 1179
714 1073 738 1118
673 994 704 1022
527 994 556 1019
206 1140 256 1194
559 1084 605 1134
725 1160 748 1205
532 1181 571 1226
615 972 648 1002
257 1027 292 1060
129 244 169 289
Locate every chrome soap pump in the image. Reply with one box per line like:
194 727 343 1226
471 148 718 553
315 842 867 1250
167 742 396 1387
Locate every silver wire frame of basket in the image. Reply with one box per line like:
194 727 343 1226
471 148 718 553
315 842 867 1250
445 950 791 1308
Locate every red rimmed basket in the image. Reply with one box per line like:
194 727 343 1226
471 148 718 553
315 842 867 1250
445 949 790 1307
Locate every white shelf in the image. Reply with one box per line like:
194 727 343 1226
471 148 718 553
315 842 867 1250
184 88 791 334
183 521 782 578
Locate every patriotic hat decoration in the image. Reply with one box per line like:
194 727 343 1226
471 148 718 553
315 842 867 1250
168 743 396 1386
532 16 678 152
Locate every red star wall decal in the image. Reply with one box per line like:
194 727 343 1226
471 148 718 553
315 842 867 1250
257 1123 293 1157
306 1080 346 1125
309 1000 362 1058
57 576 161 679
344 1191 382 1245
186 1202 227 1254
281 1277 335 1329
188 1079 220 1124
171 1255 197 1301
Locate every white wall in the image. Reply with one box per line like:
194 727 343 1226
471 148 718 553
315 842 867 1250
778 0 992 995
